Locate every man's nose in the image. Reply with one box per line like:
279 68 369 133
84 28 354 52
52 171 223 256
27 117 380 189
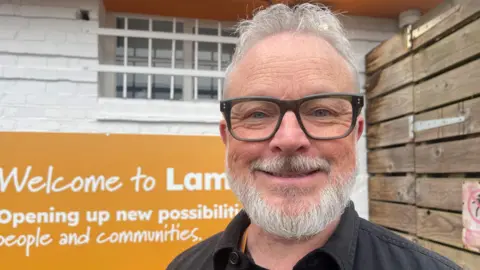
269 111 311 154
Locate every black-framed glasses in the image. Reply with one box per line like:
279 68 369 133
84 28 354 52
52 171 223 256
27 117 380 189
220 93 364 142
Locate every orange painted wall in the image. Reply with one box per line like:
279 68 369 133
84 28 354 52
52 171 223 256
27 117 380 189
0 132 239 270
103 0 443 21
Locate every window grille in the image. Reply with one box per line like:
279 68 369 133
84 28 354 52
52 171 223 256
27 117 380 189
97 14 238 101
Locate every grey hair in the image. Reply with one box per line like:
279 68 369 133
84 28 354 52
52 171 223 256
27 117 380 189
223 3 360 98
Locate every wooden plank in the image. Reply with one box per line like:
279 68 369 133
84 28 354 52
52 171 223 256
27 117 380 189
366 30 410 75
416 137 480 173
414 58 480 113
413 17 480 82
368 144 414 173
416 178 471 212
417 208 464 249
367 115 413 148
419 239 480 270
370 201 416 233
369 176 415 203
367 86 413 124
365 55 413 99
412 0 480 50
415 96 480 142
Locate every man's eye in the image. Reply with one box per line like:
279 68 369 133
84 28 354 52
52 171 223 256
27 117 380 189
313 109 332 117
250 112 266 118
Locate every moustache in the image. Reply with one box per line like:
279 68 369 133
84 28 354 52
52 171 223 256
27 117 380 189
249 155 331 177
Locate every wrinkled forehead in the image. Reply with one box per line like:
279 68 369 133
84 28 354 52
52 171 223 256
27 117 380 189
226 32 357 99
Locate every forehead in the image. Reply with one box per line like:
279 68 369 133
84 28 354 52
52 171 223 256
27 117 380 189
226 32 356 99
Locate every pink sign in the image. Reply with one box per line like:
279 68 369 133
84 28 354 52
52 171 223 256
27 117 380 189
462 181 480 252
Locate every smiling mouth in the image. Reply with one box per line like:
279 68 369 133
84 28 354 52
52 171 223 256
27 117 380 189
259 169 322 178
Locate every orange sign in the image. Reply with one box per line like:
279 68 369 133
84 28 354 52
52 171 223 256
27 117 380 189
0 132 240 270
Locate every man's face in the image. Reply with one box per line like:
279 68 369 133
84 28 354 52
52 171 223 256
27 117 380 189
220 32 364 239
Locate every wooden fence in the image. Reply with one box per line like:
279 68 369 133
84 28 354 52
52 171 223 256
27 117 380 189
365 0 480 268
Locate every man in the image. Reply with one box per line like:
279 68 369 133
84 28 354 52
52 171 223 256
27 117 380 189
167 3 461 270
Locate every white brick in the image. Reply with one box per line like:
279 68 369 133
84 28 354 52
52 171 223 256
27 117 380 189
26 94 59 105
351 40 380 56
170 123 219 135
17 55 47 66
341 15 398 32
44 108 63 118
347 29 395 42
16 30 45 41
47 57 68 67
58 121 101 133
1 93 27 104
0 54 17 65
3 107 18 117
18 0 99 10
76 83 97 97
18 5 77 19
356 136 367 174
67 33 96 44
0 4 17 16
16 119 61 131
68 58 97 68
0 80 47 94
63 95 95 107
66 108 89 119
0 4 80 20
45 31 66 43
46 82 76 95
0 30 16 40
56 42 97 58
353 53 366 73
138 125 171 134
45 108 88 119
26 91 95 107
0 16 29 31
2 66 97 82
11 106 47 118
28 17 97 33
3 66 52 80
0 40 96 59
0 119 16 130
358 73 366 90
56 69 96 83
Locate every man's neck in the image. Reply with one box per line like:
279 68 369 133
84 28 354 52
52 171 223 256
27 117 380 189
246 218 341 270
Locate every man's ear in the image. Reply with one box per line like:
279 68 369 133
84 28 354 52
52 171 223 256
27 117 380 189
355 115 365 141
220 119 228 145
356 115 364 141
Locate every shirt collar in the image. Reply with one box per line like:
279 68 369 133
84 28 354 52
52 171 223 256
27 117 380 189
321 201 360 270
213 201 360 270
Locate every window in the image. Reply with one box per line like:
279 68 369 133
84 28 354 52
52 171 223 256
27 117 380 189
97 13 238 102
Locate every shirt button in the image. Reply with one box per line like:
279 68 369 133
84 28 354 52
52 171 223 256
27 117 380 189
229 251 240 265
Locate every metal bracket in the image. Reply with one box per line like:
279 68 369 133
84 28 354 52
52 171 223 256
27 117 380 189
411 4 461 39
408 115 414 138
413 116 466 132
405 24 413 49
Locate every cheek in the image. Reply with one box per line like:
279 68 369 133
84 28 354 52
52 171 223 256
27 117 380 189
227 139 266 170
314 139 357 172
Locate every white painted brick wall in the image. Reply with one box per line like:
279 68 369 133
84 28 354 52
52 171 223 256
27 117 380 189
0 0 399 220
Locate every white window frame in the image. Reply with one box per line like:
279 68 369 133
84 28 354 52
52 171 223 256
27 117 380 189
95 12 238 101
94 12 238 124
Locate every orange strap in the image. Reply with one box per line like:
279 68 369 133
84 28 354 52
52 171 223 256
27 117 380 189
240 226 249 253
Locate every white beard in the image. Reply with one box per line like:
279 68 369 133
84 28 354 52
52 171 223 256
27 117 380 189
225 151 357 240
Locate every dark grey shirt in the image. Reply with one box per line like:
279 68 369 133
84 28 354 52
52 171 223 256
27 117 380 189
167 201 461 270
